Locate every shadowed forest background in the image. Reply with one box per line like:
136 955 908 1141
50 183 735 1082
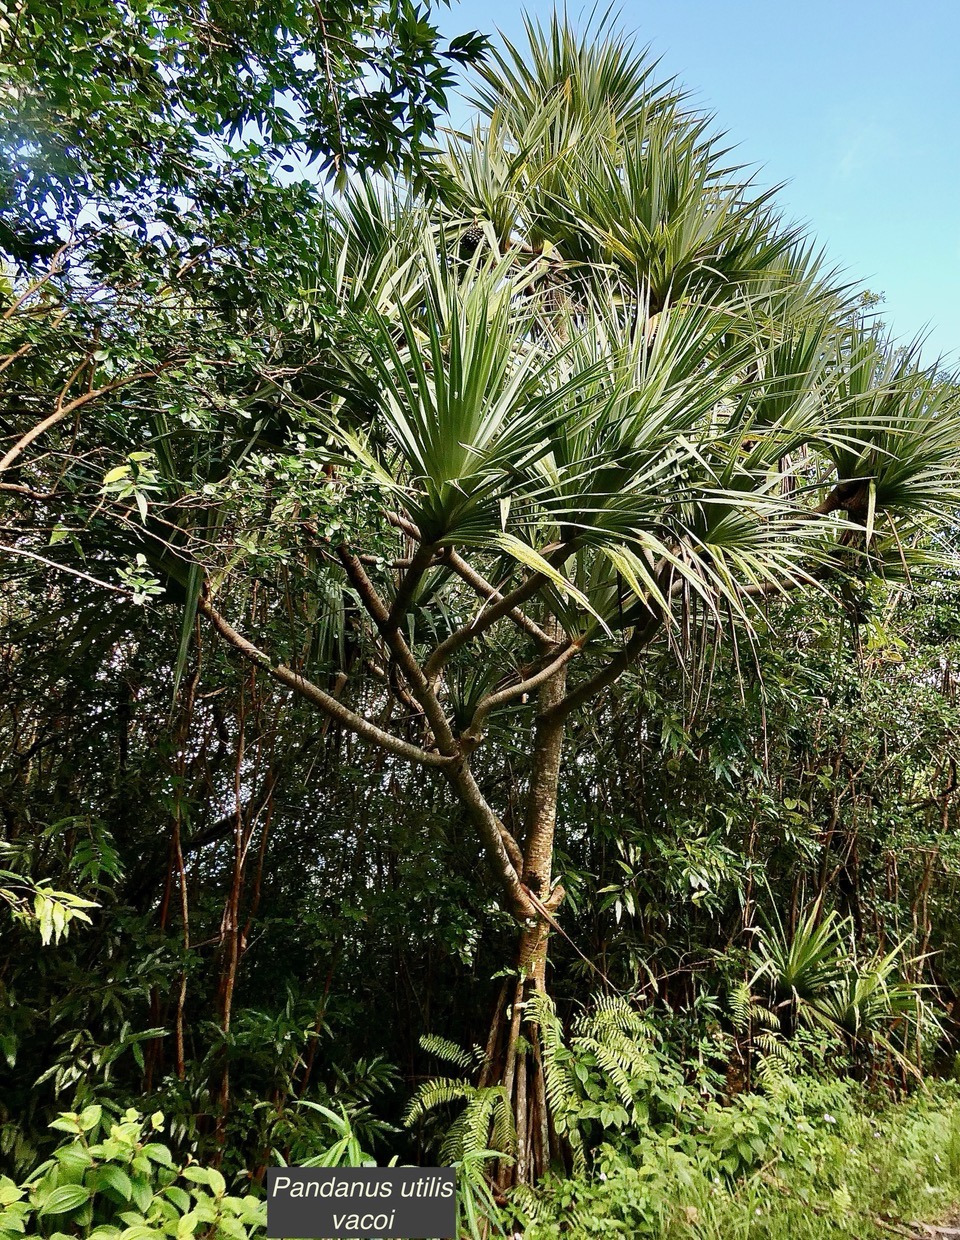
3 3 960 1237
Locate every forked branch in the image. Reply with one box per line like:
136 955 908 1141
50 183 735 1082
335 545 459 755
463 640 584 741
386 511 552 646
0 365 173 473
442 548 554 647
198 596 455 769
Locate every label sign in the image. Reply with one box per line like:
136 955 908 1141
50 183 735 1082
266 1168 456 1239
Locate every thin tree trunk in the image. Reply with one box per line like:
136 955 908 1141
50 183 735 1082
481 659 568 1188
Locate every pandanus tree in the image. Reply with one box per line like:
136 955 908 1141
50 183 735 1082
10 14 959 1186
183 18 960 1183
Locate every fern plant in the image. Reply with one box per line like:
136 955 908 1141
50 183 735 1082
404 1036 515 1166
729 978 779 1037
403 1036 511 1239
529 993 693 1169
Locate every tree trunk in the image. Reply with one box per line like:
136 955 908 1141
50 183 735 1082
479 661 568 1188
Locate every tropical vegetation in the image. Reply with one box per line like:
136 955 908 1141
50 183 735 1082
3 2 960 1236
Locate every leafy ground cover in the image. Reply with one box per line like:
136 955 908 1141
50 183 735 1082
3 1083 960 1239
521 1084 960 1239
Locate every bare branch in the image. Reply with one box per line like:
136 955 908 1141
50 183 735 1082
336 545 460 755
424 568 556 685
387 510 556 646
442 547 554 647
545 617 663 723
442 757 529 915
0 481 57 501
198 596 455 769
0 542 132 595
0 342 33 376
463 640 584 741
0 365 173 474
1 238 74 322
386 538 437 632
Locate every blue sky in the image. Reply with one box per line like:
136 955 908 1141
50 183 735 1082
439 0 960 368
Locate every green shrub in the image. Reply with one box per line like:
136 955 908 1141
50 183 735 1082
0 1108 265 1240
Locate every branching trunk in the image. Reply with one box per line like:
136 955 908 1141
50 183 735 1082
198 589 664 1187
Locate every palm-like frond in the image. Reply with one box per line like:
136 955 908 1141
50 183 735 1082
333 248 611 544
751 900 845 1004
291 10 960 705
825 328 960 523
471 11 681 136
431 96 585 254
544 113 791 307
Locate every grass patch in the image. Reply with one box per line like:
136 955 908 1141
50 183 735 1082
518 1084 960 1238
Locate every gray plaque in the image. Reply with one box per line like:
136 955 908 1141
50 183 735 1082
266 1168 457 1238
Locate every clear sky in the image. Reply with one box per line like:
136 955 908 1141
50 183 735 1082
439 0 960 369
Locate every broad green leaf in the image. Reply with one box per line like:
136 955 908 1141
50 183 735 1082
78 1105 102 1133
37 1184 91 1216
92 1166 133 1202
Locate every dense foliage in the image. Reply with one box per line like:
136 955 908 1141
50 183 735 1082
3 3 960 1235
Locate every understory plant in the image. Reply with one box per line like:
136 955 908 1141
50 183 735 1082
513 1082 960 1238
404 1037 513 1239
748 900 940 1073
0 1107 265 1240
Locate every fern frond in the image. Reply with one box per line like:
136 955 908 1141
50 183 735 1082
577 994 646 1042
568 1128 586 1177
729 980 754 1033
419 1033 483 1071
511 1183 547 1223
527 991 578 1122
490 1090 517 1157
729 980 779 1032
754 1031 788 1059
753 1002 780 1030
402 1078 473 1127
439 1086 516 1163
